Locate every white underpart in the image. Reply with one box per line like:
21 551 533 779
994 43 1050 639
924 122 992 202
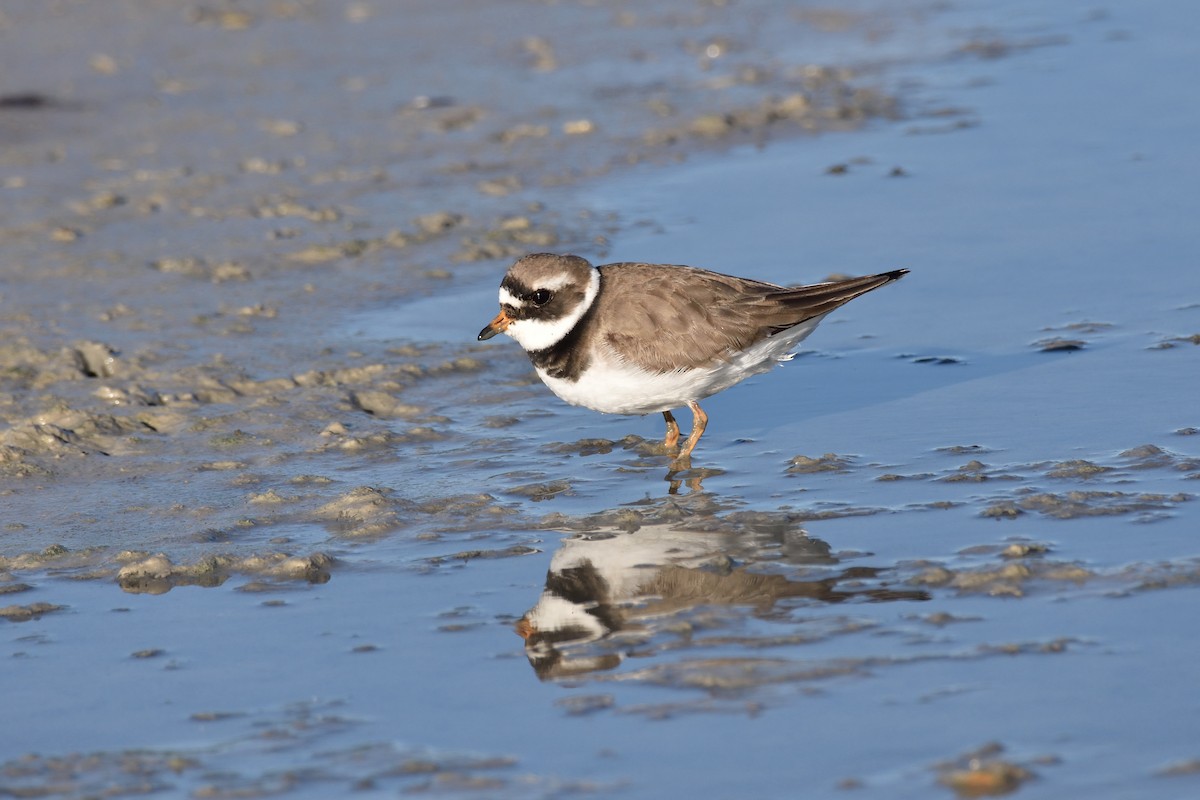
550 526 717 599
525 525 720 636
503 267 601 352
537 312 830 415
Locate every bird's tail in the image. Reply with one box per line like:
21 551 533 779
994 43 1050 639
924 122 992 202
763 269 908 333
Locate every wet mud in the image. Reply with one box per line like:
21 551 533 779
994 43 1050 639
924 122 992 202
3 1 1200 799
0 0 919 571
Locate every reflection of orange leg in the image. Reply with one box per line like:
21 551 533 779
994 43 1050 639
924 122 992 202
662 410 680 450
678 401 708 459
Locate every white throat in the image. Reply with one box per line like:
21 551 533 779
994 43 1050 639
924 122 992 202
504 267 600 352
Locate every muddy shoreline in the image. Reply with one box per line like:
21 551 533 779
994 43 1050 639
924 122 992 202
3 2 1200 798
0 0 941 578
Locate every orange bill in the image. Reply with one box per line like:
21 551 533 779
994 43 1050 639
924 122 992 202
477 309 513 341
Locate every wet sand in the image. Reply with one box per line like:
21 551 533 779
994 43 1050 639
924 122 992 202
0 0 910 568
3 1 1200 798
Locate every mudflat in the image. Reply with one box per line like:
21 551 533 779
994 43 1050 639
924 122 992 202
2 2 1199 798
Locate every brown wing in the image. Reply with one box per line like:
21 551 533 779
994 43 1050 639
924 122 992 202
593 262 907 373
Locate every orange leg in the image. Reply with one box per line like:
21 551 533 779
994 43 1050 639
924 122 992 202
677 401 708 459
662 410 681 449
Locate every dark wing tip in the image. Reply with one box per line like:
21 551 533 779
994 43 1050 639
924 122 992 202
884 268 910 281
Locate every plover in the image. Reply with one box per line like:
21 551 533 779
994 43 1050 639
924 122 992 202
478 253 907 460
516 523 929 679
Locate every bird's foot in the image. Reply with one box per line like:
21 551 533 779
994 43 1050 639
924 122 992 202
667 453 692 473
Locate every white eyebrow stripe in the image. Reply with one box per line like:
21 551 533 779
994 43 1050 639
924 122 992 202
536 273 578 291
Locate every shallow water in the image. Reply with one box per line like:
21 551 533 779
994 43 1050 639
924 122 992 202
4 1 1200 798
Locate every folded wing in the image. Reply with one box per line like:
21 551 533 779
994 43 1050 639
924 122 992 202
595 263 907 374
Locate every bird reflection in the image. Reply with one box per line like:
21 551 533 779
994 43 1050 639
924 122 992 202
516 522 928 680
662 455 723 493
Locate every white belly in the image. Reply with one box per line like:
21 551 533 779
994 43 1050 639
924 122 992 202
535 317 825 415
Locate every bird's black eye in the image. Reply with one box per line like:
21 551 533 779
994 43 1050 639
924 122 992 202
528 289 552 307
